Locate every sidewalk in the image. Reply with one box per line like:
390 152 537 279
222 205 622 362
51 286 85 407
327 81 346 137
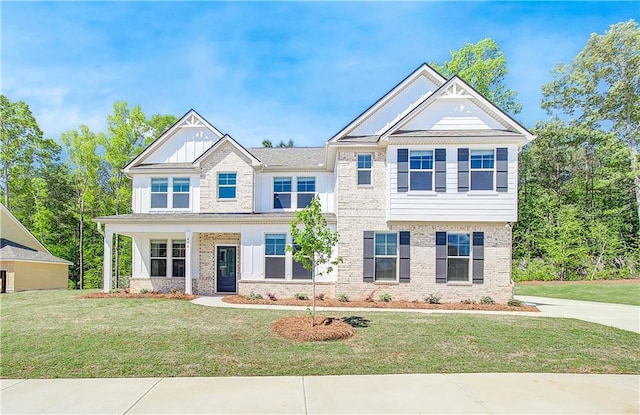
2 373 638 414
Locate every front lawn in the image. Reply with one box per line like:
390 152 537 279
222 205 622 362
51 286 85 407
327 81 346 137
515 280 640 306
1 290 638 378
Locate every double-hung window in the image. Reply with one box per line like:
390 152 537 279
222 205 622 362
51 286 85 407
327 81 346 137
297 177 315 208
409 150 433 191
150 240 167 277
218 172 237 199
447 233 470 282
273 177 292 209
173 178 190 208
151 178 168 209
357 154 372 185
292 243 312 279
265 234 286 278
374 232 397 281
172 240 186 277
470 150 494 191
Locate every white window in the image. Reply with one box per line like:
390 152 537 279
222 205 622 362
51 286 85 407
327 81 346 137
173 178 190 208
470 150 494 191
374 232 397 281
172 240 186 277
151 178 168 209
273 178 292 209
218 172 237 199
150 240 167 277
357 154 372 185
296 177 315 208
265 234 286 279
409 150 433 191
447 233 470 282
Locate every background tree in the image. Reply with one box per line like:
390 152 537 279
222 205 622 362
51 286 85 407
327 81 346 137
542 20 640 228
262 139 294 148
287 196 341 326
146 113 178 145
431 38 522 115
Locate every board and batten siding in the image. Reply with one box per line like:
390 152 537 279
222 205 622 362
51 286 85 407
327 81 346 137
143 127 221 164
254 172 336 213
387 144 518 222
131 174 201 213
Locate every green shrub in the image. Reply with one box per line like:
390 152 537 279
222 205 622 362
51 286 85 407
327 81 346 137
337 293 349 302
425 294 441 304
294 293 309 300
460 298 476 305
246 292 263 300
480 296 495 305
139 288 152 294
169 288 183 295
379 293 392 302
508 299 523 307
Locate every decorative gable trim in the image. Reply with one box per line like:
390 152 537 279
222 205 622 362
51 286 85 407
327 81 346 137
193 134 261 168
124 109 225 173
379 76 535 143
328 63 446 143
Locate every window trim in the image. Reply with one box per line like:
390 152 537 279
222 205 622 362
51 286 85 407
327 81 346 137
357 154 373 186
409 150 434 192
273 177 293 210
296 177 316 209
150 178 169 209
171 240 186 277
150 177 192 210
150 239 168 277
470 149 496 192
446 232 471 283
172 178 190 209
374 232 398 282
217 172 237 200
264 233 287 279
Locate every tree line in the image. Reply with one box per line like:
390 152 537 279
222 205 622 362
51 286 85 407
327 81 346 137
1 20 637 287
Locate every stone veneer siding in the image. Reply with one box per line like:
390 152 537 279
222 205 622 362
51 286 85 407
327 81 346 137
195 232 241 295
199 141 254 213
334 150 514 303
130 277 193 294
238 280 336 299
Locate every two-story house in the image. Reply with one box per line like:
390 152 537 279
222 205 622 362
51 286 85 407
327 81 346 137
94 64 533 303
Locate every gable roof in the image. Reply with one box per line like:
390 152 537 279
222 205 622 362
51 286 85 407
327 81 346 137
329 63 447 142
0 203 48 253
124 109 225 173
379 75 534 142
0 239 73 265
193 134 261 167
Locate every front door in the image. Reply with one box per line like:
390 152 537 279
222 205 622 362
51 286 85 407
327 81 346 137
216 246 237 293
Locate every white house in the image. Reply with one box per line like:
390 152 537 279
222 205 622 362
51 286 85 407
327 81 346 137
94 64 534 302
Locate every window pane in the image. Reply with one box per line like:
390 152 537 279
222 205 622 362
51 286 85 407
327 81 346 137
274 177 292 192
297 193 314 209
375 258 397 280
151 178 168 192
173 193 189 208
447 258 469 281
357 154 372 169
218 186 236 199
410 171 432 191
218 173 236 185
173 178 190 192
410 151 433 170
151 259 166 277
265 257 286 279
172 259 185 277
375 233 397 255
274 193 291 209
471 171 493 190
172 241 185 258
471 150 495 169
297 177 315 192
151 194 167 209
151 241 167 258
357 170 371 185
265 235 286 256
292 260 312 279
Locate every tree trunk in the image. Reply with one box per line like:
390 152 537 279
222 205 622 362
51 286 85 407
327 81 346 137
311 262 316 328
79 199 84 290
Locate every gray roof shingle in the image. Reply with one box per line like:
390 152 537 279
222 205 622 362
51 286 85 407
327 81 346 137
249 147 325 167
0 239 73 265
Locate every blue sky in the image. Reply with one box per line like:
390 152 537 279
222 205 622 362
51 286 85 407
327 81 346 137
2 2 638 147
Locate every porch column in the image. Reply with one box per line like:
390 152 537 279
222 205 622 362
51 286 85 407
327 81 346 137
103 229 113 293
185 231 193 294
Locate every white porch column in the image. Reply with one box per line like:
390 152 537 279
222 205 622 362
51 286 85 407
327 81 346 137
185 231 193 294
103 229 113 293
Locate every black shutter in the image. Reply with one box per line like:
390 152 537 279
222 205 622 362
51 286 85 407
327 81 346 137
363 231 374 282
397 149 408 192
472 232 484 284
458 148 469 192
399 231 410 283
496 148 508 192
436 231 447 283
435 148 446 192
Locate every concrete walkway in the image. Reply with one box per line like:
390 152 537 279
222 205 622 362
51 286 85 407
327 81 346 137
192 295 640 334
2 373 638 414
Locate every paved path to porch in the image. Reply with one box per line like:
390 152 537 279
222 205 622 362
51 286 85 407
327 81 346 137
2 373 638 414
192 295 640 333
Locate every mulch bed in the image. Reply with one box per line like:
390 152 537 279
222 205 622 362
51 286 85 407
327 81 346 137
517 279 640 285
79 292 197 301
223 295 539 312
270 316 356 342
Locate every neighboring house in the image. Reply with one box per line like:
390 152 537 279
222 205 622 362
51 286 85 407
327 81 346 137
94 64 534 302
0 203 72 293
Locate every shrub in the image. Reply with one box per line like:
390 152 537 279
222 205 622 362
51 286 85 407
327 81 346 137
246 292 263 300
315 293 325 301
460 298 476 305
508 299 523 307
294 293 309 300
379 293 392 302
267 292 277 301
480 296 495 305
169 288 183 295
425 294 441 304
337 293 349 302
139 288 152 294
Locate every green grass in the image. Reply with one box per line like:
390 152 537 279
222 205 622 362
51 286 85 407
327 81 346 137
515 281 640 306
1 290 639 378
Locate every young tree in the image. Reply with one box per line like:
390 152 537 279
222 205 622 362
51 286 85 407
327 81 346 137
287 196 341 327
431 38 522 115
542 20 640 228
